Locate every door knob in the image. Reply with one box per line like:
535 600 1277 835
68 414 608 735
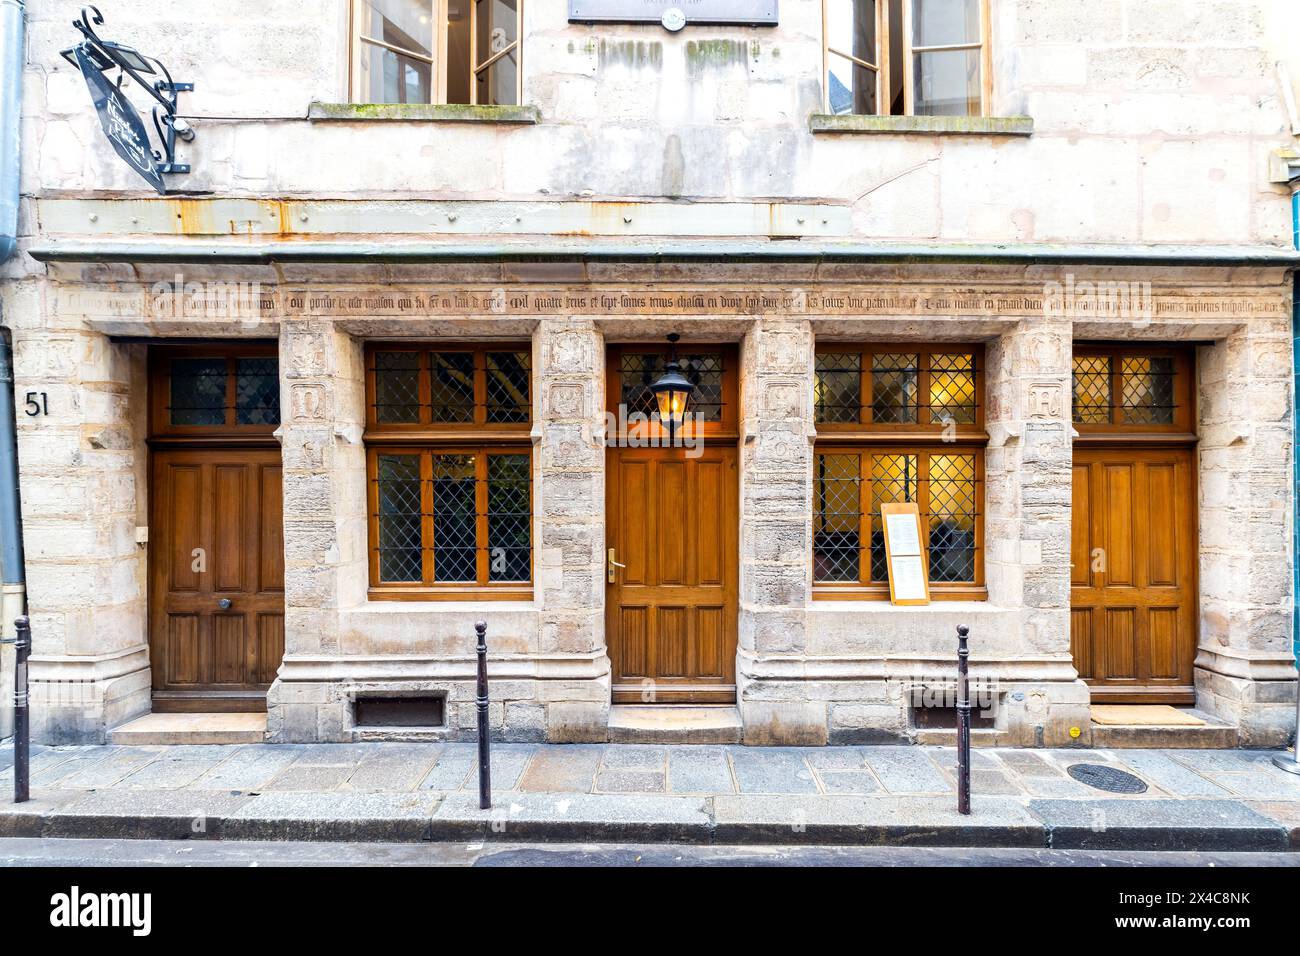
217 598 233 611
607 548 626 584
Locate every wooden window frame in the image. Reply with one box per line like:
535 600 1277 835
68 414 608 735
820 0 993 118
148 343 281 443
365 343 533 601
814 343 986 438
605 343 741 443
1071 344 1196 440
348 0 524 107
813 343 987 601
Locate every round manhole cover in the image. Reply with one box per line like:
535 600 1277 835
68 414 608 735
1067 763 1148 794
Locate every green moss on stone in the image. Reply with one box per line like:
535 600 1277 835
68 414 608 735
685 39 749 77
307 102 540 124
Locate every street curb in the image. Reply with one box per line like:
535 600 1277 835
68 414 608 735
2 808 1295 851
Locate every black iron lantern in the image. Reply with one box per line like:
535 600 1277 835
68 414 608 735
649 334 694 436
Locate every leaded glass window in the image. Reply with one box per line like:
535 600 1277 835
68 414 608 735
813 448 980 588
814 345 982 429
369 448 533 588
619 351 725 422
163 353 280 429
1072 349 1189 430
366 343 532 596
368 346 531 428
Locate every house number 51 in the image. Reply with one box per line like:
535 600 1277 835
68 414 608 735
23 391 49 417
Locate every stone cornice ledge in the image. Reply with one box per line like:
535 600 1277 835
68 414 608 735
810 113 1034 136
308 101 540 124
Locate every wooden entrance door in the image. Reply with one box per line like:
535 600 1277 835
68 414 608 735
1070 446 1197 702
149 448 285 708
605 446 739 703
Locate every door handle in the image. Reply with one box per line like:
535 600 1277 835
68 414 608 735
217 598 233 611
607 548 626 584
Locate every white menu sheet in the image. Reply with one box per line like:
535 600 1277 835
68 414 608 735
884 512 922 556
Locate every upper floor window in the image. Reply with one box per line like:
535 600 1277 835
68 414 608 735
822 0 990 117
349 0 522 106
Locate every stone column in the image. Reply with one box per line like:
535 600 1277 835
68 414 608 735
735 316 822 744
535 317 610 741
266 318 368 742
9 301 150 743
1197 316 1297 746
984 313 1090 745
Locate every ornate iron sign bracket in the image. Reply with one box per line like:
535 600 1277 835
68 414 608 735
60 6 195 193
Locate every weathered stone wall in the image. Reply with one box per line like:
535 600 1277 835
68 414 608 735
5 0 1294 259
1 280 151 743
3 261 1295 746
1195 312 1298 745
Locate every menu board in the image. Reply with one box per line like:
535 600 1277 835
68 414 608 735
880 502 930 605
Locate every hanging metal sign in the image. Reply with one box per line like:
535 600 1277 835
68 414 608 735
568 0 778 27
60 7 195 194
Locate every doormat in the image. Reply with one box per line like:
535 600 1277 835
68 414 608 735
1090 704 1206 726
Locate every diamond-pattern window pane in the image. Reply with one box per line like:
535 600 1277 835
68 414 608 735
813 453 861 582
432 454 478 582
815 353 862 424
682 353 724 421
374 351 421 424
620 353 660 418
619 352 725 422
430 352 476 423
376 454 423 583
235 357 280 425
870 453 918 581
927 453 977 583
486 351 531 424
170 358 227 426
1120 356 1175 425
930 352 976 425
487 454 531 582
1072 356 1111 424
871 353 919 424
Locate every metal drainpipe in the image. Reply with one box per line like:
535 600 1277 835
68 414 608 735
0 0 27 743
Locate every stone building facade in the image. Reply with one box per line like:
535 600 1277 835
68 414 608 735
0 0 1297 747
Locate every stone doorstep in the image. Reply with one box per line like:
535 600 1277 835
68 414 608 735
1090 710 1239 750
109 713 268 746
607 705 743 745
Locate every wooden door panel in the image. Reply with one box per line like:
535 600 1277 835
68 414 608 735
1102 464 1135 587
607 446 738 703
1070 464 1092 587
150 449 285 698
1102 606 1137 681
1071 447 1196 703
259 465 285 592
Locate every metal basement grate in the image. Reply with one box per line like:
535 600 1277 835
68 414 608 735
1067 763 1149 794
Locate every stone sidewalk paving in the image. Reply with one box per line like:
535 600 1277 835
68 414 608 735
3 742 1300 850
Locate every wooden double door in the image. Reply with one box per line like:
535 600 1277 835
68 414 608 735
149 448 285 709
1070 446 1197 702
605 446 739 703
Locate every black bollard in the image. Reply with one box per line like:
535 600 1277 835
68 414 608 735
11 615 30 804
956 623 971 815
475 620 491 810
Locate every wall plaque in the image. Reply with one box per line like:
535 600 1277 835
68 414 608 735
568 0 779 26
